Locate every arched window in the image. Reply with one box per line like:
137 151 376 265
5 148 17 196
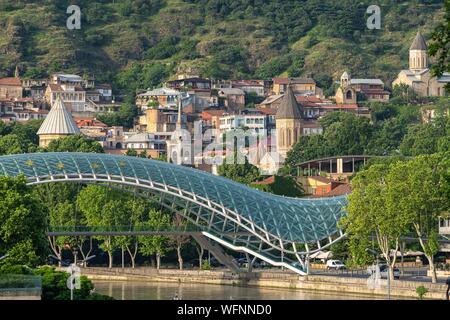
346 90 353 100
171 151 178 164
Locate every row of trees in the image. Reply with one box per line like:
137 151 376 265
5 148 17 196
37 183 195 270
0 175 202 271
342 152 450 283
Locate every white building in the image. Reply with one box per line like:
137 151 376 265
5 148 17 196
219 113 268 133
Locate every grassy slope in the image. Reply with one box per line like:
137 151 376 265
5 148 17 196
0 0 444 93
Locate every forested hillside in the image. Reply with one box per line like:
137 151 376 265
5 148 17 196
0 0 444 96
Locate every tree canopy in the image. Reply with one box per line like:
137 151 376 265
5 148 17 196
0 176 47 267
46 134 104 153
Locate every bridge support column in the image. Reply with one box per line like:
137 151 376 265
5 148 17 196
192 234 240 273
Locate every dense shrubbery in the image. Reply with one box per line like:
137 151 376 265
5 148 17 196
251 176 304 197
0 265 113 300
284 100 449 166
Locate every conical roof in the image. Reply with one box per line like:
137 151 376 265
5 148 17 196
37 97 80 135
410 31 427 50
276 86 302 119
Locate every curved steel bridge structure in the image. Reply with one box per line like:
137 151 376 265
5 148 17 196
0 153 348 275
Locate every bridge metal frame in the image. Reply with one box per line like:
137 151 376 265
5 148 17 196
0 153 349 275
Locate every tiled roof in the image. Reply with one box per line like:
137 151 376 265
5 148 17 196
47 84 63 91
74 117 108 128
410 31 427 50
273 77 316 85
275 86 302 120
202 109 227 120
252 176 276 185
0 77 21 86
350 79 384 85
256 107 277 115
323 183 352 197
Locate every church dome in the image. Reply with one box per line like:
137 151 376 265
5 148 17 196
410 31 427 51
37 97 80 135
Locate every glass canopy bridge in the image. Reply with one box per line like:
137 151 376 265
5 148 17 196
0 153 348 275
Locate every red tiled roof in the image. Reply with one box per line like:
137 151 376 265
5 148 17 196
14 98 33 102
74 117 108 128
252 176 275 185
0 77 21 86
202 109 227 120
323 183 352 196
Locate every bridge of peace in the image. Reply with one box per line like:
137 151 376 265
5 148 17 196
0 152 351 275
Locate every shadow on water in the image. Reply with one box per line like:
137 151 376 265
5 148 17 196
92 280 393 300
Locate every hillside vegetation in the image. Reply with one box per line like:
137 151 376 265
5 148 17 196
0 0 444 96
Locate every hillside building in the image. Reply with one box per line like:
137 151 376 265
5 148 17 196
393 31 450 97
37 97 80 147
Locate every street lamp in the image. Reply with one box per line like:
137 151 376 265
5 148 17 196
49 254 96 300
366 248 390 300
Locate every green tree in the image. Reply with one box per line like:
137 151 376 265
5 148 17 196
386 154 448 283
33 266 113 300
170 213 190 270
218 155 260 185
138 208 171 269
77 186 126 268
125 148 138 157
0 176 47 267
46 134 104 153
250 175 303 197
429 0 450 91
33 183 91 266
285 112 373 167
341 163 411 281
400 115 449 156
122 198 150 268
0 134 26 155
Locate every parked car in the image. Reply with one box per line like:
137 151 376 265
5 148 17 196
326 260 346 270
379 265 400 279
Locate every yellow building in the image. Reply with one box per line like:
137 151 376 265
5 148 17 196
138 108 179 133
272 77 323 97
275 85 303 159
37 97 80 147
393 31 450 96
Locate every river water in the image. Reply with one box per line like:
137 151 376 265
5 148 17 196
93 280 385 300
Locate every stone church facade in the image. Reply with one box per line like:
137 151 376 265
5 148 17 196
393 31 450 97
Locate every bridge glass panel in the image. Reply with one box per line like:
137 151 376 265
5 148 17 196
0 152 348 244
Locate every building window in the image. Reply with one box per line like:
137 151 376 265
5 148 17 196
346 90 353 100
